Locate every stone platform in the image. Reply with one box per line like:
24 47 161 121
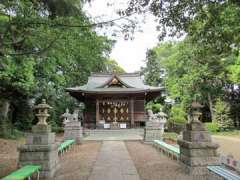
84 129 144 141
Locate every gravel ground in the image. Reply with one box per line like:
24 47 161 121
125 141 190 180
53 141 102 180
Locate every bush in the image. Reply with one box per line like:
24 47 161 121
169 104 187 125
214 98 234 131
51 126 64 133
204 122 219 133
146 102 163 113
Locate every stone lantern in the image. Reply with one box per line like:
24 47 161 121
18 99 58 179
34 99 52 125
32 99 52 133
177 101 219 177
190 101 203 123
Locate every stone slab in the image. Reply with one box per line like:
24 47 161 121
144 128 163 142
88 141 140 180
180 154 219 166
178 139 219 149
180 147 218 157
26 133 55 145
186 122 205 131
183 131 211 142
32 124 51 133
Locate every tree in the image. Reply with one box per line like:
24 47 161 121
0 0 114 137
141 49 163 86
214 98 234 131
104 59 125 73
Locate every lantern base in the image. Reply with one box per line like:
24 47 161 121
32 124 51 133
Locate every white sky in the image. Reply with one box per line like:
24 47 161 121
83 0 160 73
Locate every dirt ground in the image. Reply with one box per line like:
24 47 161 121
54 141 101 180
0 138 101 180
125 141 190 180
0 138 25 178
1 135 240 180
213 135 240 159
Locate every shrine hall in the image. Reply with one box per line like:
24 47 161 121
66 73 163 128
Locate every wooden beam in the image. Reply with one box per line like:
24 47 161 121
130 98 134 128
96 99 99 126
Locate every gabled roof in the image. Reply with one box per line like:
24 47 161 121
66 72 163 95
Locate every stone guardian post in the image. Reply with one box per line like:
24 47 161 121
144 109 167 142
62 108 83 144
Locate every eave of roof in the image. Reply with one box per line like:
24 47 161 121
65 87 163 94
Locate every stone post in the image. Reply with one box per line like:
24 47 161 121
144 110 167 142
177 101 219 177
62 109 83 144
18 99 59 179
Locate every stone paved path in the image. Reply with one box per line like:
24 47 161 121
88 141 140 180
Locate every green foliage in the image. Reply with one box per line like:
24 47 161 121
104 59 125 73
145 101 163 113
214 98 234 131
139 0 240 128
204 122 219 133
0 0 114 136
228 54 240 83
169 104 187 125
163 132 178 141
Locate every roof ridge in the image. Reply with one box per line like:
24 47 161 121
91 72 140 77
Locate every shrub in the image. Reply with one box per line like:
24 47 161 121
204 122 219 133
169 104 187 125
51 126 64 133
214 98 234 131
146 102 163 113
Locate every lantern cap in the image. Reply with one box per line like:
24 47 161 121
34 99 52 110
191 101 203 109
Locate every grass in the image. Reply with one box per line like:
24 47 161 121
162 129 240 142
211 130 240 136
0 129 26 139
163 132 179 141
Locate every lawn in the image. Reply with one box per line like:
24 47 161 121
163 129 240 142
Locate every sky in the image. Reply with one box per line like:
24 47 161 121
83 0 160 73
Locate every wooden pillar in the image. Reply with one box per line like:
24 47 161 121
130 98 134 128
96 99 99 127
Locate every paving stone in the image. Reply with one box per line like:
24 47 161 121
89 141 140 180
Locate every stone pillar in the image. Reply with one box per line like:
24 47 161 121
177 101 219 177
18 99 58 179
64 121 83 144
62 108 83 144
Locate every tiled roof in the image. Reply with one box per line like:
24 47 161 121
66 73 163 93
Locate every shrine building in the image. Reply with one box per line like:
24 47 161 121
66 73 163 128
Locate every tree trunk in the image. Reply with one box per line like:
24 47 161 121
207 93 215 122
0 99 10 137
